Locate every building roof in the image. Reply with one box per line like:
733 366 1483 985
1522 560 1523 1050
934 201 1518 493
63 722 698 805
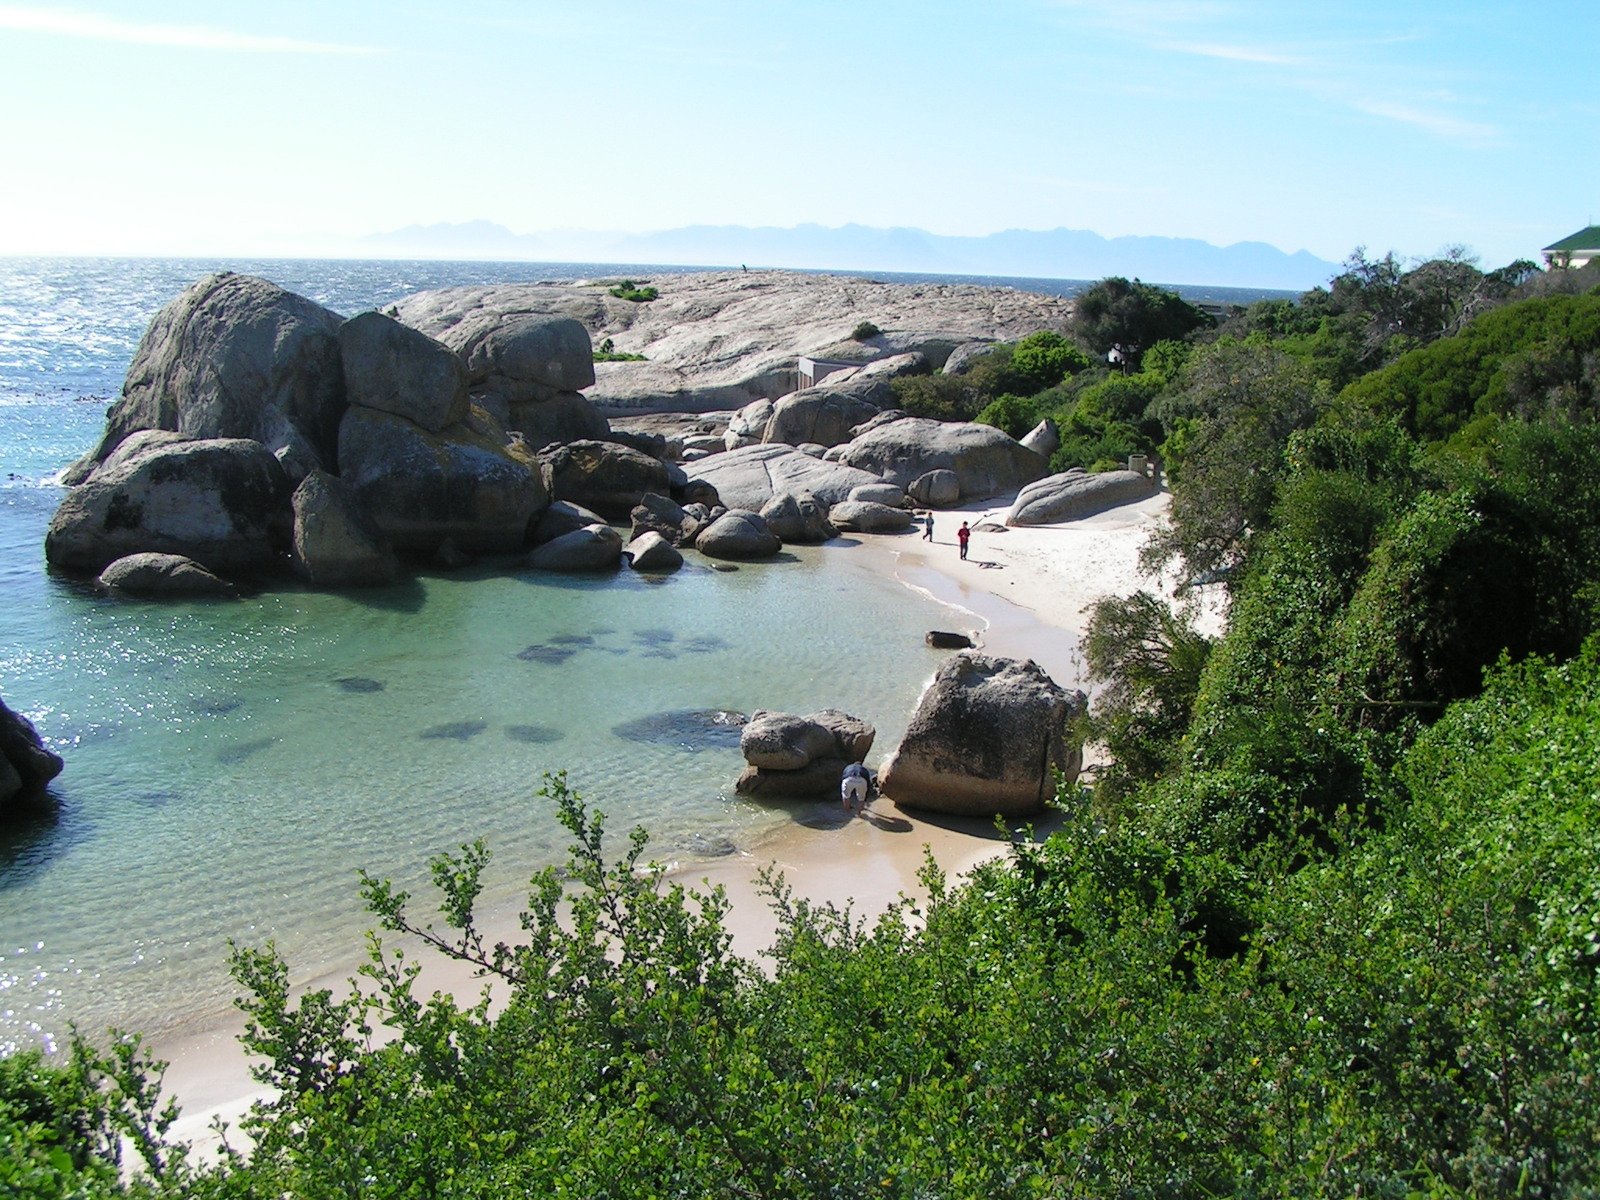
1542 225 1600 253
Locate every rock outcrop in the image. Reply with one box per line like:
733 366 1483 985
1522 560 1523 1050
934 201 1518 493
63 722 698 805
45 436 290 577
70 273 346 484
0 698 64 810
878 654 1084 817
338 404 546 554
391 270 1072 414
840 417 1049 501
540 439 672 521
735 708 876 797
1004 469 1158 526
337 310 469 433
687 443 882 511
290 469 400 587
629 493 706 547
760 380 889 448
97 552 238 597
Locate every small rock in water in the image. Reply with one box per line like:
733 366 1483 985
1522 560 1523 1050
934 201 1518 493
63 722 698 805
548 634 596 646
683 832 739 858
504 723 565 745
335 676 386 694
421 720 489 741
216 736 276 764
684 635 729 654
517 644 577 665
632 628 676 647
133 789 181 808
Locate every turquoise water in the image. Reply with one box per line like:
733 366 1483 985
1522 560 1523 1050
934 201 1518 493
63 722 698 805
0 256 967 1052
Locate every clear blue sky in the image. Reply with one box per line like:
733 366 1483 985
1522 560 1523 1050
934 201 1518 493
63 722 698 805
1 0 1594 270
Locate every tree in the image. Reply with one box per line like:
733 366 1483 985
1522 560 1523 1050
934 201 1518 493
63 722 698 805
1070 277 1211 371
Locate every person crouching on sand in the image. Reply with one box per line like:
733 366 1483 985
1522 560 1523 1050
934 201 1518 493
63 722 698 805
957 521 970 560
840 761 871 814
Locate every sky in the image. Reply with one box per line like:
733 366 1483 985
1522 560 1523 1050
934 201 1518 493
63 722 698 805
0 0 1595 271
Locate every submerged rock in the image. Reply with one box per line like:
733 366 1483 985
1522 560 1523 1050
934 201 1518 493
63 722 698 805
98 552 238 598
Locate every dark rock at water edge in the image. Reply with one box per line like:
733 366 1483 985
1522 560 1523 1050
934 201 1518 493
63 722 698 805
0 698 64 811
98 552 239 598
612 708 748 753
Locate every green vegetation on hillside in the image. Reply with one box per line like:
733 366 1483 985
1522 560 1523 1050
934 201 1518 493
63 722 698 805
608 279 659 303
8 251 1600 1196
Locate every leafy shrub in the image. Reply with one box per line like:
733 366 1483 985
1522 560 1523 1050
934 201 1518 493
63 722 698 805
608 279 659 302
1007 329 1093 392
849 320 880 341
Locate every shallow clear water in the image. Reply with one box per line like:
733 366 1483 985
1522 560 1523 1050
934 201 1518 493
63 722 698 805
0 256 966 1051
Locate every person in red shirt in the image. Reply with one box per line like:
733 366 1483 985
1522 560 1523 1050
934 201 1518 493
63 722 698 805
957 521 970 560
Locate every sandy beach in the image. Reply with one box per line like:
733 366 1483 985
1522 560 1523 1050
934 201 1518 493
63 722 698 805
153 487 1197 1151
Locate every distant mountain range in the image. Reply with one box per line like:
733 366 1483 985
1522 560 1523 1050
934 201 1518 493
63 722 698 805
356 220 1337 292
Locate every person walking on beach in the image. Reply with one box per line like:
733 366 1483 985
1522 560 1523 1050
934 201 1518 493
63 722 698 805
922 511 934 541
840 761 871 815
957 521 970 560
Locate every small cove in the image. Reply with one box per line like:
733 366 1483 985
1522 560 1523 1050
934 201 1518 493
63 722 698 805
0 541 959 1051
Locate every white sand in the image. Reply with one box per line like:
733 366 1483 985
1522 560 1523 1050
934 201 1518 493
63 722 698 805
152 488 1204 1155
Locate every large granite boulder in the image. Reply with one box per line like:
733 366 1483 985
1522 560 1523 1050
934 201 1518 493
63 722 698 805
943 341 998 376
540 439 672 521
828 500 915 534
290 469 400 587
1004 469 1158 526
1019 418 1060 459
734 708 876 797
907 469 960 508
839 417 1048 501
528 524 623 572
0 698 64 809
45 436 290 577
687 443 883 511
725 398 774 449
506 392 610 451
759 491 836 544
70 274 346 484
415 310 596 402
695 509 782 560
337 404 546 554
623 531 684 573
763 381 887 448
337 310 469 433
97 552 238 597
878 654 1084 817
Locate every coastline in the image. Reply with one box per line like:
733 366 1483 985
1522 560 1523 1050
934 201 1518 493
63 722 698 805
151 489 1193 1153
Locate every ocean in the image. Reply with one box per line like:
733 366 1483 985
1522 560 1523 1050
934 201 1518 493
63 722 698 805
0 256 1276 1054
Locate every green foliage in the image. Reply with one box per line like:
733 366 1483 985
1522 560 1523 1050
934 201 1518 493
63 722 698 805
849 319 880 341
1144 338 1330 584
1339 290 1600 441
1007 329 1092 392
593 336 647 362
974 391 1044 439
608 280 659 302
1081 591 1212 809
1070 276 1212 369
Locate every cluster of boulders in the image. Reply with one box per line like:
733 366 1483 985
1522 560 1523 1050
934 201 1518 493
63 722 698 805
1 698 64 812
44 272 1078 598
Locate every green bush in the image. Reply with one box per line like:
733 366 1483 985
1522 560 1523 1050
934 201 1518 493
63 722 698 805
849 320 880 341
609 280 659 303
